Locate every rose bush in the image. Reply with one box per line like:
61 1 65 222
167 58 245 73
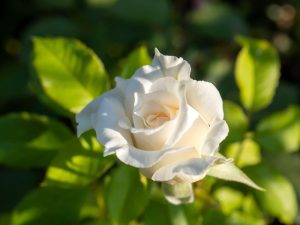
76 49 262 204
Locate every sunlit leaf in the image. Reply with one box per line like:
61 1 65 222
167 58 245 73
214 187 244 214
32 37 109 113
44 132 115 187
246 165 298 224
12 186 88 225
224 138 261 168
255 105 300 153
120 46 151 79
223 100 249 142
0 113 73 168
235 37 280 111
106 165 149 224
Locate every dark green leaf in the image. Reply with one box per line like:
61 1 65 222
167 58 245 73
0 113 73 168
255 105 300 153
120 46 151 79
12 186 88 225
32 37 109 113
106 165 149 224
235 37 280 112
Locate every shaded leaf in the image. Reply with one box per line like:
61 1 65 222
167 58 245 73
235 37 280 111
32 37 109 113
106 165 149 224
0 113 73 168
12 186 88 225
255 105 300 153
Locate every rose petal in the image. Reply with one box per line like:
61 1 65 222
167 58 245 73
151 156 226 183
152 48 191 80
200 119 229 155
115 145 193 168
207 162 265 191
186 80 224 124
76 96 102 137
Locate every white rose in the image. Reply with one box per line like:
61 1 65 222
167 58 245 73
76 49 263 204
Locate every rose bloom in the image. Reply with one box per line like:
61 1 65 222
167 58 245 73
77 49 262 204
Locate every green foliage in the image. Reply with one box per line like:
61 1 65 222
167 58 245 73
247 165 298 224
0 113 73 168
235 37 280 112
44 132 115 187
32 37 109 113
120 46 151 79
224 138 261 168
223 100 249 142
255 105 300 153
106 165 150 224
12 186 88 225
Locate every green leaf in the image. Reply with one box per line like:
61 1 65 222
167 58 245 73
246 165 298 224
235 37 280 111
120 46 151 79
32 37 109 113
0 113 73 168
223 100 249 142
214 187 244 214
143 200 190 225
106 165 150 224
224 138 261 168
44 132 115 187
12 186 88 225
255 105 300 153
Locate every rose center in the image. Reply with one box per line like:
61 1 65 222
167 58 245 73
144 106 178 128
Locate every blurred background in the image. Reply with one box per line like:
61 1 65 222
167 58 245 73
0 0 299 225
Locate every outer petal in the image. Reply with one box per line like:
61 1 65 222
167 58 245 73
200 119 229 155
207 162 264 190
76 96 102 137
186 80 224 124
151 156 227 183
152 48 191 80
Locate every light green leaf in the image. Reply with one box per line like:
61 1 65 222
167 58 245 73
120 46 151 79
223 100 249 142
235 37 280 111
224 138 261 168
12 186 88 225
106 165 150 224
207 161 264 191
214 187 244 214
255 105 300 153
32 37 109 113
246 165 298 224
0 113 73 168
44 132 115 187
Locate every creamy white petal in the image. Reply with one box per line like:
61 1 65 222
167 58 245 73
152 48 191 80
76 96 102 137
162 183 194 205
186 80 224 124
151 156 226 183
207 162 264 191
115 145 193 168
200 119 229 155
